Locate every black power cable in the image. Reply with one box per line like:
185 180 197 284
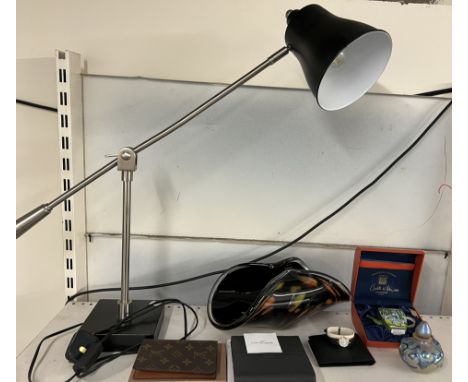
416 87 452 97
28 322 83 382
16 99 58 113
66 270 225 303
66 100 452 302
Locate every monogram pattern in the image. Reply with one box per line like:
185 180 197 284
133 340 218 375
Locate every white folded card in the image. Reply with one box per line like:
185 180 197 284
243 333 283 354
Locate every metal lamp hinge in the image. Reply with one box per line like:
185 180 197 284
117 147 137 173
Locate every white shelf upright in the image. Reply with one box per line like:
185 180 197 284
55 50 87 300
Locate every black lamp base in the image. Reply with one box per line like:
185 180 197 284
71 299 164 353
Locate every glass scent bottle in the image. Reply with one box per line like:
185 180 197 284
399 320 444 372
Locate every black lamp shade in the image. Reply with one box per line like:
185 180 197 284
285 4 392 111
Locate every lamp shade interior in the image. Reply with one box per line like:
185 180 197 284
318 31 392 111
285 4 392 111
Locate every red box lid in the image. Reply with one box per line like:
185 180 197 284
351 247 424 306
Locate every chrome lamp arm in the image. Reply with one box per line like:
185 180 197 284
16 47 290 238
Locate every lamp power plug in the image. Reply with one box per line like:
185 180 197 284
65 329 101 363
72 341 104 375
65 329 105 375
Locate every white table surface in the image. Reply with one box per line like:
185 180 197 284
17 302 451 382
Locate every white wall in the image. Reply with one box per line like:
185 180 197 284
16 0 451 356
17 0 451 94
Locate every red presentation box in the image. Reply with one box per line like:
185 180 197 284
351 246 425 348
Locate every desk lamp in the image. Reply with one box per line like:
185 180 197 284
16 4 392 350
